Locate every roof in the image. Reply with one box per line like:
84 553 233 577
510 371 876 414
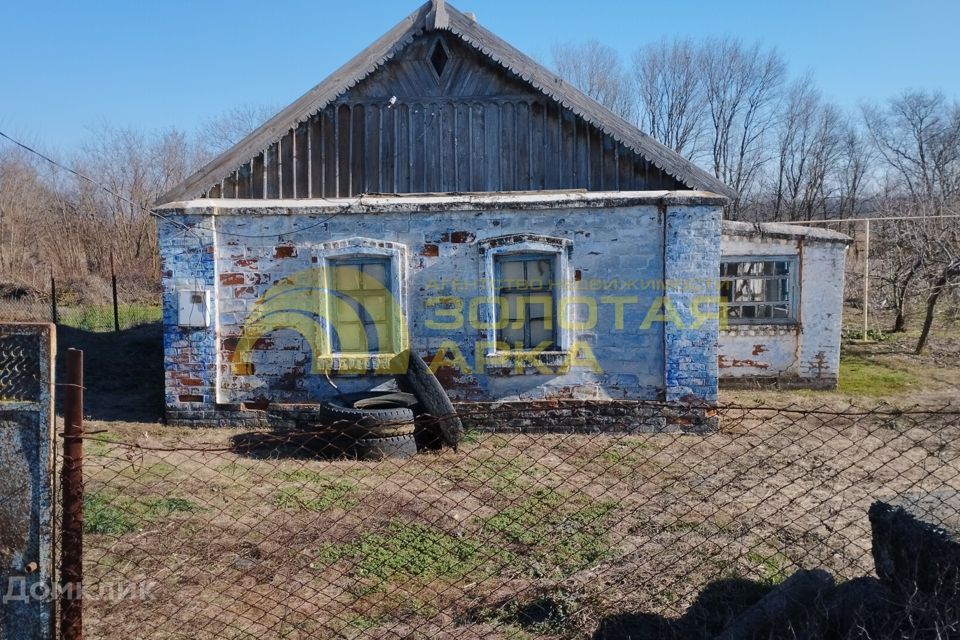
722 220 853 245
157 0 736 205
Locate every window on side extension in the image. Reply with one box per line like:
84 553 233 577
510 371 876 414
495 254 558 350
720 258 798 324
328 258 393 354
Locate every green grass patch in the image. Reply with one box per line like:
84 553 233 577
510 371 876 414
86 431 125 457
596 437 653 466
84 492 201 535
120 461 178 480
59 304 161 332
746 549 791 585
216 462 252 478
448 455 548 492
483 489 619 577
273 471 356 512
838 353 918 397
316 520 485 586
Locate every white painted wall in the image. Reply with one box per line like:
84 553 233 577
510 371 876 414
719 222 850 388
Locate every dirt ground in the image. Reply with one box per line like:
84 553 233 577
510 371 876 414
57 314 960 640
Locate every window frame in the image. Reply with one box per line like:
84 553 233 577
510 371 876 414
327 256 394 355
720 255 799 326
494 253 560 351
313 238 408 370
478 235 573 360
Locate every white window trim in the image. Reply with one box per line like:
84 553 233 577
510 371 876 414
312 238 409 370
478 235 573 360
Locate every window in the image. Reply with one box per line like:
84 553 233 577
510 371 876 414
429 39 450 77
328 258 393 354
720 257 798 324
495 254 558 350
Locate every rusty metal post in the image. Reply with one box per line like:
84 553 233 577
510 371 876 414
61 348 83 640
110 252 120 333
50 271 59 325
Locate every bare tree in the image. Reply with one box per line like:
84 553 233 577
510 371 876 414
914 214 960 353
700 38 786 211
631 38 705 157
71 125 195 278
864 91 960 349
551 41 635 120
0 148 60 288
195 103 279 160
772 76 845 221
863 91 960 205
836 124 874 219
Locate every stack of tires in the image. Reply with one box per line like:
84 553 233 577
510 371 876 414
318 392 419 461
317 350 465 461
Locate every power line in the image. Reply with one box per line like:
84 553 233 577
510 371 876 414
0 129 197 236
0 129 356 241
779 213 960 225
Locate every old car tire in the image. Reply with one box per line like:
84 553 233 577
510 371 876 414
391 350 465 449
319 392 416 438
354 434 418 461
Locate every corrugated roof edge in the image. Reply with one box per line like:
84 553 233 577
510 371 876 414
156 1 736 205
723 220 853 244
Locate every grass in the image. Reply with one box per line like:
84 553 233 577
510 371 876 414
84 492 201 535
273 470 357 512
838 353 919 397
86 431 125 457
745 548 792 586
58 304 161 332
317 520 485 585
483 488 620 578
596 437 653 465
449 455 548 492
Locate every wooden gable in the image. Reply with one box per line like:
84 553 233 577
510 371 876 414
159 2 733 204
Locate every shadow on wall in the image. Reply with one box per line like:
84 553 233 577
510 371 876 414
54 323 165 423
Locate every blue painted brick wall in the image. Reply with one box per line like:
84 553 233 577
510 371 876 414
158 196 725 421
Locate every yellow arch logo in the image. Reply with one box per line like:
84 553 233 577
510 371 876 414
232 266 409 375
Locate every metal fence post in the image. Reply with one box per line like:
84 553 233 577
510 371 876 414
110 252 120 333
61 348 83 640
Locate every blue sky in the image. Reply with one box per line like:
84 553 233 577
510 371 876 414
2 0 959 155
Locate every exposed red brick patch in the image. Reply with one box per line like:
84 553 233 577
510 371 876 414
421 244 440 257
274 246 297 259
752 344 767 356
234 258 258 269
220 273 244 286
450 231 475 244
180 378 203 387
178 395 205 404
234 286 256 298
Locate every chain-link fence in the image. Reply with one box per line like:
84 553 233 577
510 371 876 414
69 401 959 639
0 276 159 331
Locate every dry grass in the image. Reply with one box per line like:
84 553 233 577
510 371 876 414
67 314 960 639
77 399 960 640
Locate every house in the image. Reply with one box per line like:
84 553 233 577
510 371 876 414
154 0 849 430
719 221 851 389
